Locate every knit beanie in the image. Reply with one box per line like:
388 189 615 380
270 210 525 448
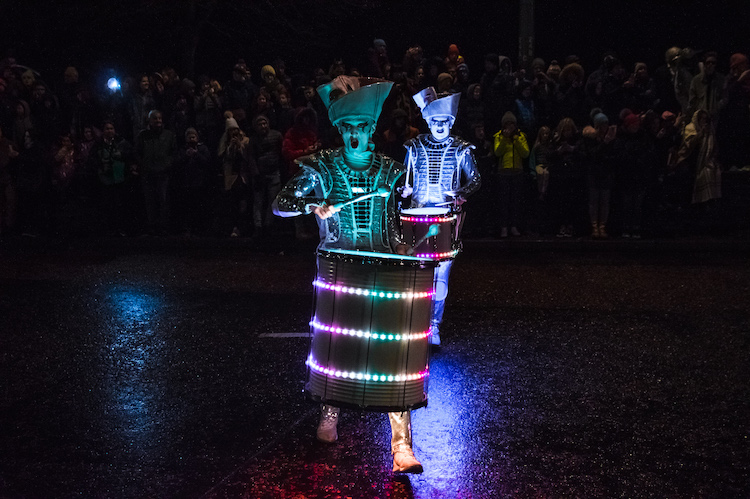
501 111 517 127
437 73 453 89
592 113 609 127
261 65 276 78
623 113 640 129
225 116 239 130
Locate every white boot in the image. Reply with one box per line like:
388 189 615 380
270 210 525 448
316 405 339 443
430 322 441 346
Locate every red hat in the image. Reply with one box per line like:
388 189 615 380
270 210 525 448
623 113 640 129
660 111 676 121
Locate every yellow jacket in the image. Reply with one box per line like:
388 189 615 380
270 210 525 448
493 131 529 173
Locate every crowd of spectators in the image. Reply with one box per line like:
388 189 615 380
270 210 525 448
0 40 748 241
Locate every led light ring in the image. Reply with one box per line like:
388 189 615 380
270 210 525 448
306 356 428 382
318 249 434 266
400 215 456 223
310 319 430 341
312 280 434 299
413 249 460 260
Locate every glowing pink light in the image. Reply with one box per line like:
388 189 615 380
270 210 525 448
309 319 430 341
312 280 435 299
400 215 456 223
414 250 459 259
306 355 429 382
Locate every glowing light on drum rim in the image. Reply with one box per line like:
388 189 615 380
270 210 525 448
400 215 457 223
413 249 460 260
306 355 429 382
310 319 431 341
312 280 435 299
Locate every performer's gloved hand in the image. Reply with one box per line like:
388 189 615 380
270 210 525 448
444 190 466 206
399 185 413 198
313 201 340 219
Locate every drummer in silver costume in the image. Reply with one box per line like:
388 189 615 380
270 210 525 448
401 88 481 346
273 76 423 474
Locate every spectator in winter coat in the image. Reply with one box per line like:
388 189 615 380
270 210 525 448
493 111 529 237
135 110 176 235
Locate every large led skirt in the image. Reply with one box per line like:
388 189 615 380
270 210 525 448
306 249 436 412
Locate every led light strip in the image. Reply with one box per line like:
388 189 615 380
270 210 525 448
312 280 434 299
400 215 456 223
306 355 428 382
413 250 459 260
310 319 430 341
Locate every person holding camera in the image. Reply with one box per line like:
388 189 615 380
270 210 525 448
492 111 529 237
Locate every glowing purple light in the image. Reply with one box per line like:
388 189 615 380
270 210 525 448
312 280 435 299
306 355 429 382
310 319 430 341
413 249 459 260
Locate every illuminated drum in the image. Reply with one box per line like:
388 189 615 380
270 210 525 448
306 248 437 411
400 207 458 260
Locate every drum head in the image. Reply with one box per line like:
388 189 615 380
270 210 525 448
401 207 451 216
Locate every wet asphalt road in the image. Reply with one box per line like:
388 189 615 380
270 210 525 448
1 235 749 498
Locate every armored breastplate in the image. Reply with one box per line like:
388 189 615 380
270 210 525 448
411 136 459 207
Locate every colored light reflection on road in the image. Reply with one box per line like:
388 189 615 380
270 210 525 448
103 286 164 452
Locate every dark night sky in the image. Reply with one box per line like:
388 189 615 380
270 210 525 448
1 1 747 85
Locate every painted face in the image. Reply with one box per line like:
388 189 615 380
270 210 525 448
338 119 374 155
428 116 454 142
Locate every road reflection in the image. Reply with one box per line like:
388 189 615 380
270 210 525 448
102 286 164 455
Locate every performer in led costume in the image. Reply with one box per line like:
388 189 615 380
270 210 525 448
273 76 424 474
401 88 481 346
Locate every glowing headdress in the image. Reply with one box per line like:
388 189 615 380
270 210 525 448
317 76 393 126
413 87 461 120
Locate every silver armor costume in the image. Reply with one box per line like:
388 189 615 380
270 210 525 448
274 76 422 473
273 149 404 252
404 135 481 209
405 134 480 336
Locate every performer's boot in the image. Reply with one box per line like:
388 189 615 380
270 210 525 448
317 404 339 443
430 260 453 347
389 411 423 474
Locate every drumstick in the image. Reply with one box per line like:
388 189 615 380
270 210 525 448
406 224 441 256
331 186 390 210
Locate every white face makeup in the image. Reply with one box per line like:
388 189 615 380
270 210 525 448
338 119 374 156
428 116 454 142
